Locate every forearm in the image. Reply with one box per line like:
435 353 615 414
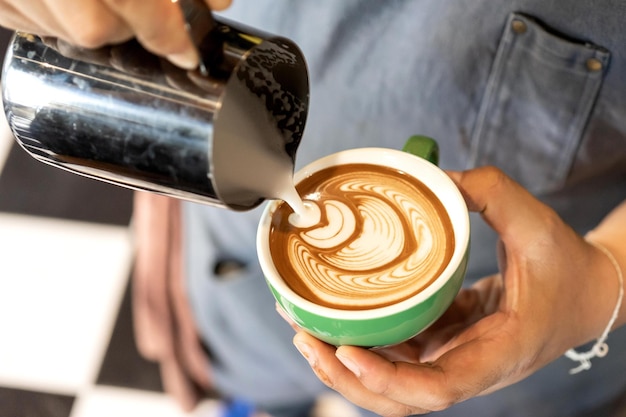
585 199 626 330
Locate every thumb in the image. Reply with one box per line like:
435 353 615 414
447 167 557 248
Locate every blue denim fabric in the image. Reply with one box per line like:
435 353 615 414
184 2 626 416
469 13 610 194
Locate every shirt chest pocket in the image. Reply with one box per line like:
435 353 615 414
468 12 610 194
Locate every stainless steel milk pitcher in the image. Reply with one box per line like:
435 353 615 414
1 1 309 210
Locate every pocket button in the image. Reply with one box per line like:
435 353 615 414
586 58 603 72
511 19 527 34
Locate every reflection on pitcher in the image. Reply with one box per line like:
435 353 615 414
1 15 309 210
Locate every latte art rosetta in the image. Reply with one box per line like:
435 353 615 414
269 163 455 310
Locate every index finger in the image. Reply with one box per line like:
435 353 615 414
294 331 428 416
102 0 198 68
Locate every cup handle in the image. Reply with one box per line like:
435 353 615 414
402 135 439 166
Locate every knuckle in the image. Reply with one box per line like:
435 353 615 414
138 30 180 53
401 405 421 417
479 165 510 191
63 8 129 49
69 25 116 48
380 404 420 417
428 398 457 412
367 376 393 396
539 206 562 231
427 387 465 412
135 22 188 56
311 366 336 389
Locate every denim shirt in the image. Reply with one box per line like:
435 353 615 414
184 2 626 415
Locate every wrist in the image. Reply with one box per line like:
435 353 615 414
585 233 626 331
564 237 624 374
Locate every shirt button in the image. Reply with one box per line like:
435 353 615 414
586 58 603 72
511 19 527 34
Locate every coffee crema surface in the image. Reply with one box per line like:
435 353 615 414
268 163 455 310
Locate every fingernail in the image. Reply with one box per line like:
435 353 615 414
294 341 316 366
166 50 198 70
336 351 361 378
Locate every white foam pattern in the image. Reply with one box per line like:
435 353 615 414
270 165 454 309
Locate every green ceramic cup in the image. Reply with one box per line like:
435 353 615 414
256 137 470 347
